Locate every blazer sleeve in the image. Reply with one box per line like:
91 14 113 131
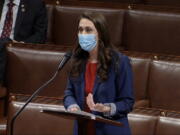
113 54 135 118
63 78 78 109
0 39 8 85
24 0 47 44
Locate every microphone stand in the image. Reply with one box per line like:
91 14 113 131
10 52 72 135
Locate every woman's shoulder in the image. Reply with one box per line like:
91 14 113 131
111 50 131 73
111 50 130 63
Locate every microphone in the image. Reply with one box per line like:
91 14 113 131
57 51 72 71
10 51 72 135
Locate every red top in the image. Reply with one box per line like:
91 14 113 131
85 62 97 135
85 62 97 95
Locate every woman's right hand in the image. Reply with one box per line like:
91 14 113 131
68 107 80 112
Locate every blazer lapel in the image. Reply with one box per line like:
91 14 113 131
93 75 101 96
80 72 85 104
14 0 25 38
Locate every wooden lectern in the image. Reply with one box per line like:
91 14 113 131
42 108 122 135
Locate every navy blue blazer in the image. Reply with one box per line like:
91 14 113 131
0 0 47 43
64 52 134 135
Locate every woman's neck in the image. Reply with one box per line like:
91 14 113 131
88 47 98 63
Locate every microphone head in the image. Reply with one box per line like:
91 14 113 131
65 51 73 58
57 51 72 71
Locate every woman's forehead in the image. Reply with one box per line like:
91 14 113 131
79 18 95 28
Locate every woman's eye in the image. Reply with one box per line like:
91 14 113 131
78 26 94 33
78 27 83 33
85 27 93 32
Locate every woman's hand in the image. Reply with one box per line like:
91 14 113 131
12 40 25 43
93 103 111 113
86 93 111 113
86 93 95 110
68 107 80 112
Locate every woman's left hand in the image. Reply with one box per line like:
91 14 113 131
86 93 110 113
93 103 111 113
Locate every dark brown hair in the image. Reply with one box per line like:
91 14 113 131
70 12 113 81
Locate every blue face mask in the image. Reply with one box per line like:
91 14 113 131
78 34 97 52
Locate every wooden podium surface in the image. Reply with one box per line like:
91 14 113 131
42 108 122 135
43 108 122 126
